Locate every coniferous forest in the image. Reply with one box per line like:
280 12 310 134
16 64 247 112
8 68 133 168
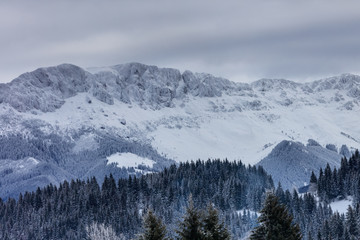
1 152 360 239
0 160 273 239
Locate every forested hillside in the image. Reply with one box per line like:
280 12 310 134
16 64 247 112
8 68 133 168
311 150 360 203
0 160 273 239
264 150 360 239
2 152 360 239
303 150 360 239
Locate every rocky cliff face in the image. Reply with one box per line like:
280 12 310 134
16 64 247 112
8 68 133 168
1 63 360 113
0 63 240 112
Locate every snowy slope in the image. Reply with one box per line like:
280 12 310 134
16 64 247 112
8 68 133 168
0 62 359 197
3 64 359 163
1 63 360 164
330 197 353 214
257 140 343 190
107 152 155 173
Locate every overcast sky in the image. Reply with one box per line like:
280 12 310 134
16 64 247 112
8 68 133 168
1 0 360 83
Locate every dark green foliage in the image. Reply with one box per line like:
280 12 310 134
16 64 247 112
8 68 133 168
176 196 204 240
138 209 167 240
346 206 358 238
309 171 318 193
316 151 360 202
250 192 302 240
271 177 360 240
7 148 360 240
0 159 272 239
176 197 231 240
286 150 360 240
202 204 231 240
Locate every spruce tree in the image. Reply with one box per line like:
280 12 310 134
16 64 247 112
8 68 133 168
138 209 167 240
317 231 322 240
250 192 302 240
176 196 203 240
202 204 231 240
346 205 358 238
309 171 318 193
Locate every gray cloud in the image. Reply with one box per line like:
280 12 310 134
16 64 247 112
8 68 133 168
1 0 360 83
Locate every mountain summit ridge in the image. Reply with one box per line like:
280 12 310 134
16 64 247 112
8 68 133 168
1 62 359 113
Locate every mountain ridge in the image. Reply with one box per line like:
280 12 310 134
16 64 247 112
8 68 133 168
0 62 359 198
1 62 359 162
2 62 360 113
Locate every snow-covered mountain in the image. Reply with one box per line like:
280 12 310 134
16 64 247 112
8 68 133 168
257 140 347 190
1 63 359 198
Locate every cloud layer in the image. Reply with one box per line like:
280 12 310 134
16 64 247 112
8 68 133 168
1 0 360 83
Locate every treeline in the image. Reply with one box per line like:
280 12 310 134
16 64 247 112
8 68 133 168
239 149 360 240
138 201 231 240
315 204 360 240
266 150 360 240
271 184 332 239
310 150 360 203
251 192 302 240
296 150 360 240
256 181 359 239
0 159 273 239
3 151 360 240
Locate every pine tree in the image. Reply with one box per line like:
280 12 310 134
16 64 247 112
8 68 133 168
250 192 302 240
138 209 167 240
309 171 318 193
202 204 231 240
176 196 203 240
346 205 358 238
318 168 324 199
317 231 322 240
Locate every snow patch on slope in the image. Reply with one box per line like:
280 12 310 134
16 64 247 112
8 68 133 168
330 197 353 214
107 152 155 169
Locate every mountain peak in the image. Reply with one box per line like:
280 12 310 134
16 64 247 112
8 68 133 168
0 64 90 112
251 78 300 91
258 140 342 190
2 63 360 113
310 73 360 91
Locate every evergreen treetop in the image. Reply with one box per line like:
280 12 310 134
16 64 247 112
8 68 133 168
138 209 167 240
202 203 231 240
176 195 203 240
250 192 302 240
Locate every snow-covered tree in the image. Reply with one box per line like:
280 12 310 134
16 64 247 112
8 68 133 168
86 222 125 240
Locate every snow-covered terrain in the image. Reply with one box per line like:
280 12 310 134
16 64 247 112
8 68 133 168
330 197 353 214
257 140 344 190
0 62 359 198
107 152 155 170
3 63 359 164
